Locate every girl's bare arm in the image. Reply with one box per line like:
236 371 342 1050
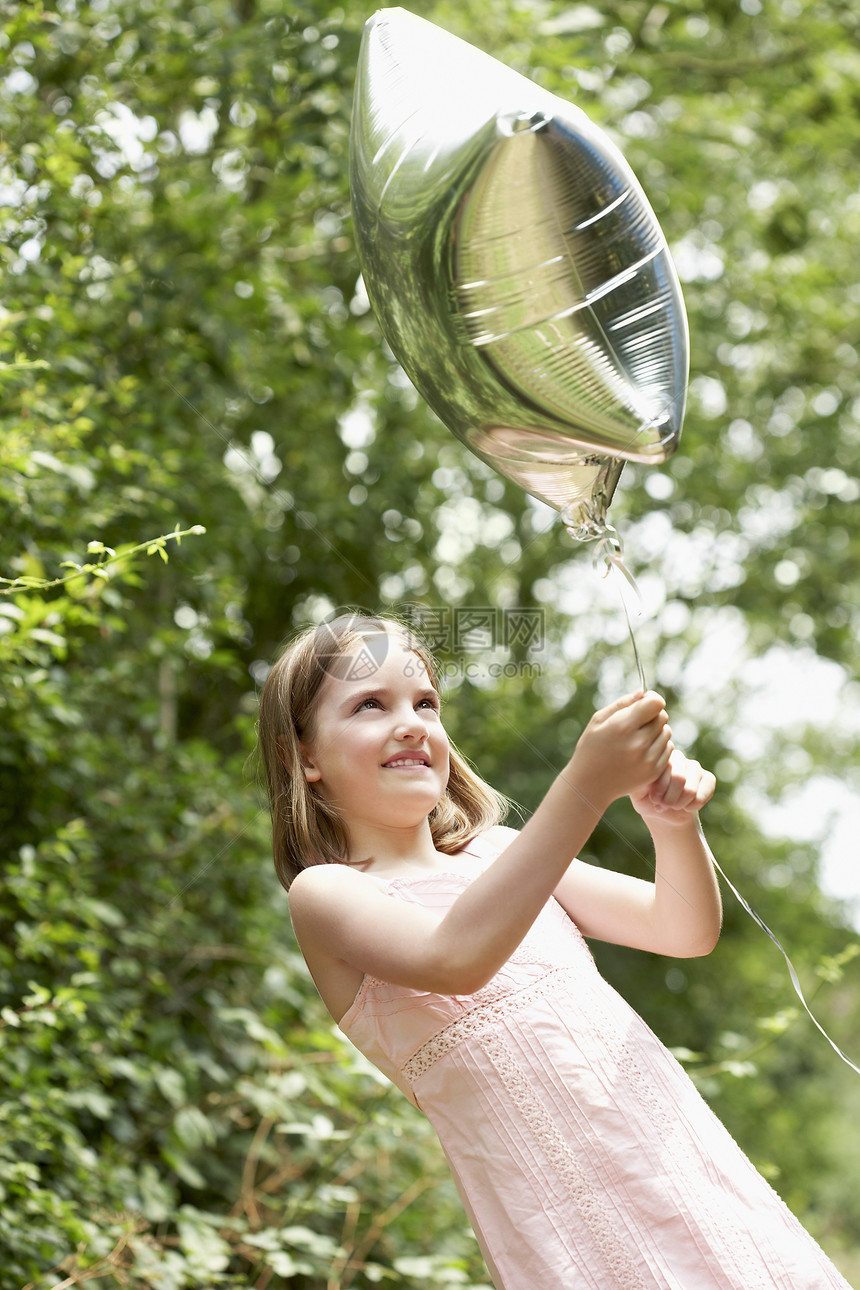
289 690 674 998
552 748 721 957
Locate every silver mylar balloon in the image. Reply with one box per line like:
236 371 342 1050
350 8 688 539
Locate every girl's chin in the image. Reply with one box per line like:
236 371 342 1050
375 793 445 823
380 772 444 795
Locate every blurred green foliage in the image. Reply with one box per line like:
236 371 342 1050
1 0 859 1285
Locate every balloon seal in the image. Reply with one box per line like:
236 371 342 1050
560 499 610 544
559 459 624 543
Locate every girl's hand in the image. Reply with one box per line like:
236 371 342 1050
630 748 715 828
568 690 674 809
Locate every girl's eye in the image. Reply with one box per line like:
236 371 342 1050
354 695 439 713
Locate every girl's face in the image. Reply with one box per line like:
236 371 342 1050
300 634 450 846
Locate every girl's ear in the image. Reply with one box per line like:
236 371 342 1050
278 733 322 783
298 743 322 783
277 735 321 780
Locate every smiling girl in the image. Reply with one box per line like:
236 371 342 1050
258 612 850 1290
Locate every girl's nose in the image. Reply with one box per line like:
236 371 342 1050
394 705 428 738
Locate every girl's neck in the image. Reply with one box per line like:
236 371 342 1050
343 820 450 879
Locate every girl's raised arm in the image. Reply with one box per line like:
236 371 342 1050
551 749 721 957
290 690 674 1012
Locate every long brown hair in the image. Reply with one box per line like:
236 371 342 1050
258 611 509 889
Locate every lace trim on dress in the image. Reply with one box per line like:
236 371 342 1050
484 1030 650 1290
577 975 778 1290
401 968 572 1084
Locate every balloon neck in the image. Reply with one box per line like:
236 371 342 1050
561 498 611 543
558 458 624 542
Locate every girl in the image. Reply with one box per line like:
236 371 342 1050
259 612 850 1290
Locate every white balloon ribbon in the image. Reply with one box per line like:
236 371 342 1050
601 561 860 1078
696 821 860 1079
588 524 648 695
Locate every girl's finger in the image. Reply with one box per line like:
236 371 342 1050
647 721 674 761
651 736 674 779
659 761 696 806
649 764 674 798
693 770 717 808
596 690 645 720
637 692 668 725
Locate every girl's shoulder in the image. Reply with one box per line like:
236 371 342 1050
288 861 385 908
288 825 521 913
487 823 520 844
287 864 394 974
459 823 520 859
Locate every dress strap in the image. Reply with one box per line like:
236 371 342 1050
458 830 508 864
